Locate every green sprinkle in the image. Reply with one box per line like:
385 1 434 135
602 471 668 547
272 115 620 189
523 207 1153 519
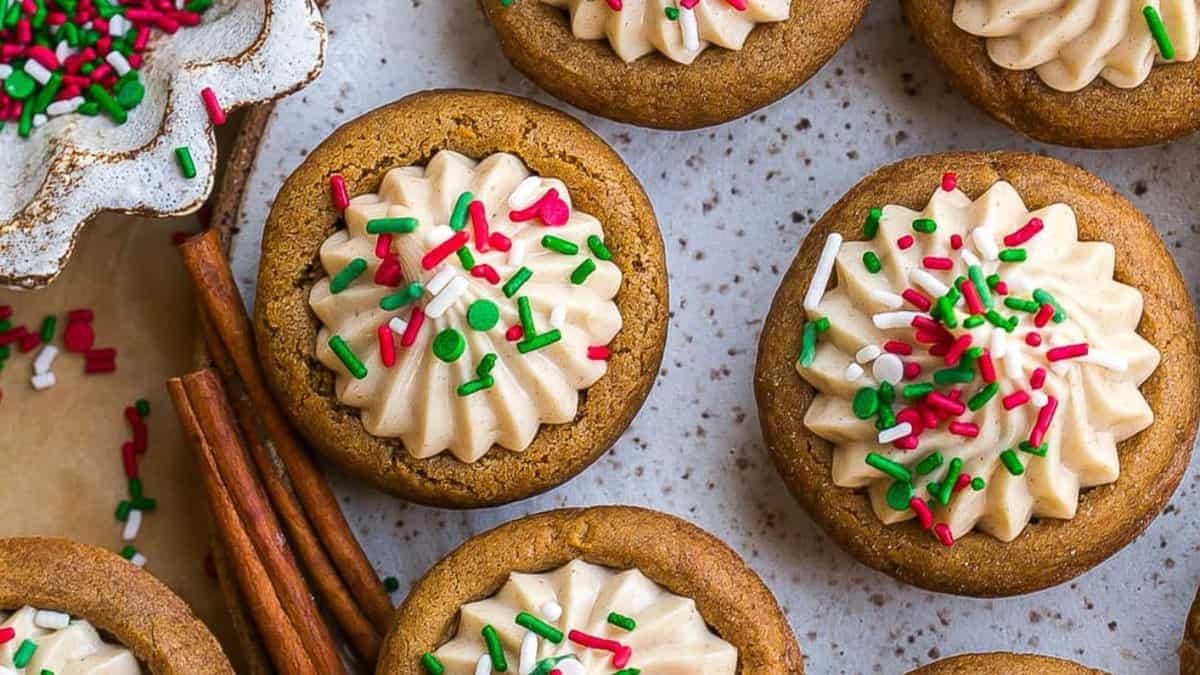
330 258 368 293
862 251 882 273
968 265 991 308
1020 440 1049 457
936 296 957 328
477 353 497 376
886 480 914 511
13 639 37 668
329 336 367 379
967 382 999 411
607 611 636 631
999 449 1024 476
467 300 500 331
39 315 56 343
185 0 213 10
815 316 831 332
129 477 143 500
530 656 577 675
937 457 963 505
115 500 132 522
366 217 418 234
4 70 34 99
986 273 1001 289
456 246 475 270
132 497 157 512
798 321 818 367
912 218 937 234
587 234 612 260
77 101 99 116
916 452 943 476
934 367 973 386
541 235 578 255
517 296 537 336
1032 288 1067 323
482 625 508 672
119 544 137 560
383 576 400 593
875 405 896 431
432 329 465 363
963 315 985 329
571 259 597 285
998 248 1027 262
1004 297 1040 313
664 5 678 19
380 283 424 310
457 376 494 396
516 611 564 642
175 146 197 179
135 398 151 417
865 452 911 482
503 267 533 298
518 330 561 354
964 346 983 364
902 383 933 399
971 477 986 491
613 671 642 675
985 309 1013 331
1144 5 1175 59
852 387 879 419
864 207 882 238
18 98 32 138
116 78 144 110
421 653 445 675
878 382 895 407
449 192 474 231
31 71 61 114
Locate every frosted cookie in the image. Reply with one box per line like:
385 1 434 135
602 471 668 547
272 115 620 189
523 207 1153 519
377 507 801 673
480 0 867 129
755 151 1199 596
909 653 1106 674
255 90 667 507
903 0 1200 147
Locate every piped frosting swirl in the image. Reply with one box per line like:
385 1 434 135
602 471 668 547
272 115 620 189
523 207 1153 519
0 606 140 675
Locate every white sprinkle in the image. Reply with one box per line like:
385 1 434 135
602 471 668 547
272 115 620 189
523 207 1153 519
855 345 881 364
108 14 130 37
1004 342 1023 380
34 610 70 630
426 277 468 318
175 0 185 9
549 304 566 329
424 224 454 249
0 64 11 79
518 632 538 675
388 317 408 335
55 40 74 64
878 422 913 445
679 4 700 51
557 660 585 675
474 654 492 675
868 288 904 309
507 239 527 267
845 363 864 381
508 176 544 210
872 311 920 331
122 509 143 541
972 226 999 261
47 97 84 117
1031 390 1049 407
31 372 56 391
909 269 950 297
540 601 562 621
990 329 1007 359
130 553 147 567
0 666 16 675
32 113 47 129
1051 362 1071 376
33 345 59 375
803 233 843 312
23 60 52 85
1079 349 1128 372
872 353 904 385
425 267 457 295
106 51 132 76
1005 272 1032 294
960 248 981 268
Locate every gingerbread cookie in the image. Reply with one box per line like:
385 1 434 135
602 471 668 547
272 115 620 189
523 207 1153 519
909 652 1106 674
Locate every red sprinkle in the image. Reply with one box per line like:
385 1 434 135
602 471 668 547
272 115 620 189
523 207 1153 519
902 289 931 311
926 391 965 416
1030 368 1047 389
897 235 914 250
18 332 40 353
883 340 912 356
910 498 933 529
421 231 470 270
1034 303 1054 328
374 256 403 287
948 421 978 437
903 362 922 380
961 279 984 315
488 232 512 252
1046 343 1088 362
1025 332 1042 347
122 441 138 478
200 87 226 126
67 308 94 322
950 233 963 250
377 323 396 368
567 630 631 668
375 233 393 259
922 256 954 270
1002 390 1030 410
0 306 10 321
86 359 116 374
1004 217 1043 246
933 523 955 547
505 324 524 341
1029 396 1058 447
994 281 1009 295
941 172 957 192
587 345 610 361
944 334 973 367
330 175 350 210
953 473 972 494
0 626 14 644
605 0 621 9
471 264 501 285
893 435 919 450
468 200 490 252
978 351 997 383
400 307 425 347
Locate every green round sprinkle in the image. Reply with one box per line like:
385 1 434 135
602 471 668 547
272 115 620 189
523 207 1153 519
915 452 943 476
541 235 579 255
998 248 1027 262
432 329 465 363
116 79 145 109
862 251 882 274
466 300 500 331
865 452 911 482
877 381 894 406
587 234 612 260
4 70 35 99
383 576 400 592
421 652 445 675
863 207 882 238
329 335 368 379
481 625 508 672
999 449 1024 476
330 258 368 293
607 612 637 631
664 5 679 19
971 477 986 491
517 611 565 642
135 398 151 417
571 258 597 285
366 217 419 234
886 480 914 511
912 218 937 234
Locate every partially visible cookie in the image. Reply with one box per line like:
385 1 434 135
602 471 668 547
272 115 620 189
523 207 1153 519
902 0 1200 147
480 0 867 129
909 653 1106 674
1183 585 1200 674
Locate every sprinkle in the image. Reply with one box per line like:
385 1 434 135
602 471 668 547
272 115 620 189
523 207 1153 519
200 87 226 125
586 234 613 261
449 192 474 232
912 218 936 234
798 321 819 367
456 247 476 271
948 421 978 437
998 248 1027 262
868 288 903 309
803 233 843 311
967 382 998 411
587 345 611 361
910 269 950 297
33 344 59 374
961 278 985 315
175 147 196 179
482 625 508 672
1004 297 1039 313
862 251 882 273
950 234 963 250
377 324 397 367
852 387 879 419
607 612 636 631
34 610 70 630
865 452 911 482
897 235 915 250
916 452 943 475
520 633 539 675
503 267 533 298
937 297 958 328
13 639 36 667
1079 349 1128 372
330 175 350 210
936 457 963 505
968 265 992 309
1046 343 1088 362
910 498 933 529
31 372 56 390
855 344 882 363
922 256 953 270
944 334 972 367
519 330 562 354
933 523 955 547
328 336 367 379
972 227 1000 260
571 259 597 285
872 311 921 331
422 231 471 270
878 422 913 445
541 602 563 621
567 631 631 669
380 283 424 311
1004 217 1043 246
999 449 1024 476
517 611 564 643
1029 396 1058 448
508 176 544 209
843 363 863 380
902 383 933 399
926 391 965 415
1032 289 1066 323
679 3 699 50
330 258 368 293
457 376 495 397
122 508 143 541
985 309 1012 331
1030 367 1046 389
1020 440 1049 456
549 305 567 330
1002 390 1030 410
941 172 957 191
864 207 882 238
1144 5 1175 59
977 351 997 383
883 340 912 355
902 289 932 311
872 353 905 385
475 655 493 675
367 217 419 234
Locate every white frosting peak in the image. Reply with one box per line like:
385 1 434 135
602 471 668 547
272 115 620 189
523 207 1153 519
0 607 141 675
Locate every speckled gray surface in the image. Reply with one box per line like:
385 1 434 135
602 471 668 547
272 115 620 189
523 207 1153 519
230 1 1200 673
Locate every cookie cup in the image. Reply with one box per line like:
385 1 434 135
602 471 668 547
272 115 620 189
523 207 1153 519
902 0 1200 148
1182 584 1200 674
255 90 668 508
0 538 233 674
909 653 1105 674
480 0 867 130
377 506 801 673
754 151 1199 596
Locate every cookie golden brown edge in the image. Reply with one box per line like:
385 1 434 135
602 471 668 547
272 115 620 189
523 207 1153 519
377 506 802 673
902 0 1200 148
479 0 867 130
908 652 1106 674
255 89 668 508
0 538 234 674
754 151 1200 597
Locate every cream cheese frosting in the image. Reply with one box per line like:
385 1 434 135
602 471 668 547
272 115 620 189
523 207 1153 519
432 560 737 674
310 150 623 463
796 176 1159 544
953 0 1200 91
540 0 790 64
0 607 140 675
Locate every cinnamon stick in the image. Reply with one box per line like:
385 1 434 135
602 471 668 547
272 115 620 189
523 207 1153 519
167 379 318 675
201 313 381 662
179 228 395 632
179 370 347 675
